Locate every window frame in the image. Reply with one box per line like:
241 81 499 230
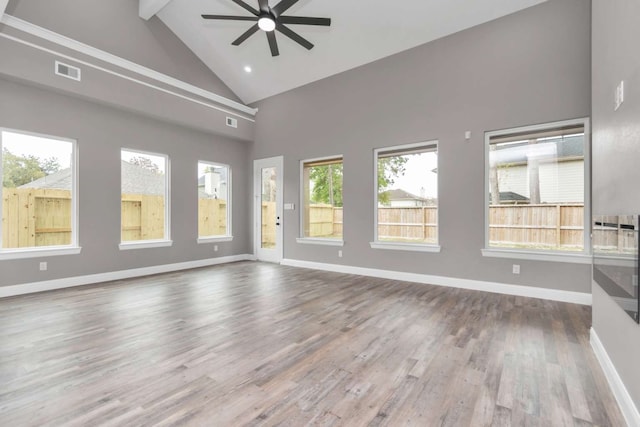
370 140 440 253
0 128 81 260
118 147 172 250
196 160 233 244
297 155 345 246
482 117 591 264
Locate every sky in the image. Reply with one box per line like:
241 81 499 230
2 130 73 168
391 152 438 198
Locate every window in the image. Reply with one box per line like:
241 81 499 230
197 161 232 242
484 118 590 259
299 156 343 244
120 149 171 249
372 142 439 251
0 129 80 259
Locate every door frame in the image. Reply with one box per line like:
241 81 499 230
253 156 284 262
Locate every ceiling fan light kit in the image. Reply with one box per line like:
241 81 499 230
202 0 331 57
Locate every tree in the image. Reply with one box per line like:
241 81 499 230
377 156 408 205
309 164 343 207
130 156 160 173
2 148 61 188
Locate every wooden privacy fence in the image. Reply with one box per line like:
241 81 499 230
2 188 228 248
2 188 72 248
489 204 584 249
6 190 628 252
378 207 437 243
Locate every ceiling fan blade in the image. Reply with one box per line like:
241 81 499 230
257 0 269 13
266 31 280 56
230 0 260 16
232 23 260 45
278 16 331 26
276 23 313 50
202 15 259 21
272 0 299 17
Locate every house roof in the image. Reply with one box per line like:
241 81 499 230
383 189 427 202
21 161 166 195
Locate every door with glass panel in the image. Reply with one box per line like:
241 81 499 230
254 156 283 262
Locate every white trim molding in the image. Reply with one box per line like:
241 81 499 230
370 242 441 253
119 240 173 250
197 236 234 244
296 238 344 247
281 258 592 305
0 14 257 119
0 247 82 261
0 254 254 298
590 328 640 427
481 248 592 264
139 0 173 20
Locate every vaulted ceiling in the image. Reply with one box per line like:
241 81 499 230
149 0 548 104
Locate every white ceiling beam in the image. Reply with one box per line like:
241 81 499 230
1 0 9 16
139 0 173 21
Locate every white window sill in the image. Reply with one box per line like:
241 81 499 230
119 240 173 251
481 248 592 264
197 236 233 244
296 238 344 247
0 246 82 260
370 242 441 253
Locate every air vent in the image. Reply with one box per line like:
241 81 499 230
55 61 81 81
226 117 238 128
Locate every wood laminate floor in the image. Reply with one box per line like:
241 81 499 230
0 262 625 426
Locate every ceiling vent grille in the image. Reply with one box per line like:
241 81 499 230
55 61 81 81
226 117 238 128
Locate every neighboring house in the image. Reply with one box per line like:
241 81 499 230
197 169 227 200
380 188 434 207
491 135 584 204
22 161 165 195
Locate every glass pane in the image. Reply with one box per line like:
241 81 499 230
376 148 438 244
121 150 167 242
302 160 343 239
261 167 276 249
2 130 73 249
198 162 229 238
488 130 585 251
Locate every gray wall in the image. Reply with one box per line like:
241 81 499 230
0 77 251 287
592 0 640 411
251 0 592 293
5 0 240 102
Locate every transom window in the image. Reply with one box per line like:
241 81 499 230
485 118 589 254
1 129 79 258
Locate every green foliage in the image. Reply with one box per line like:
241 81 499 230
309 164 343 207
2 148 61 188
377 156 408 205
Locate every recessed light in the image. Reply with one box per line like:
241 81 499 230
244 66 252 73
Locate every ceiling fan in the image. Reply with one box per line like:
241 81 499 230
202 0 331 57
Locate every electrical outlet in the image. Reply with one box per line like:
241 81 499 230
39 262 47 271
214 245 219 252
338 250 343 258
512 264 520 275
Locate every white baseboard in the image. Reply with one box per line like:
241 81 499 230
0 254 255 298
590 328 640 427
281 259 592 305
